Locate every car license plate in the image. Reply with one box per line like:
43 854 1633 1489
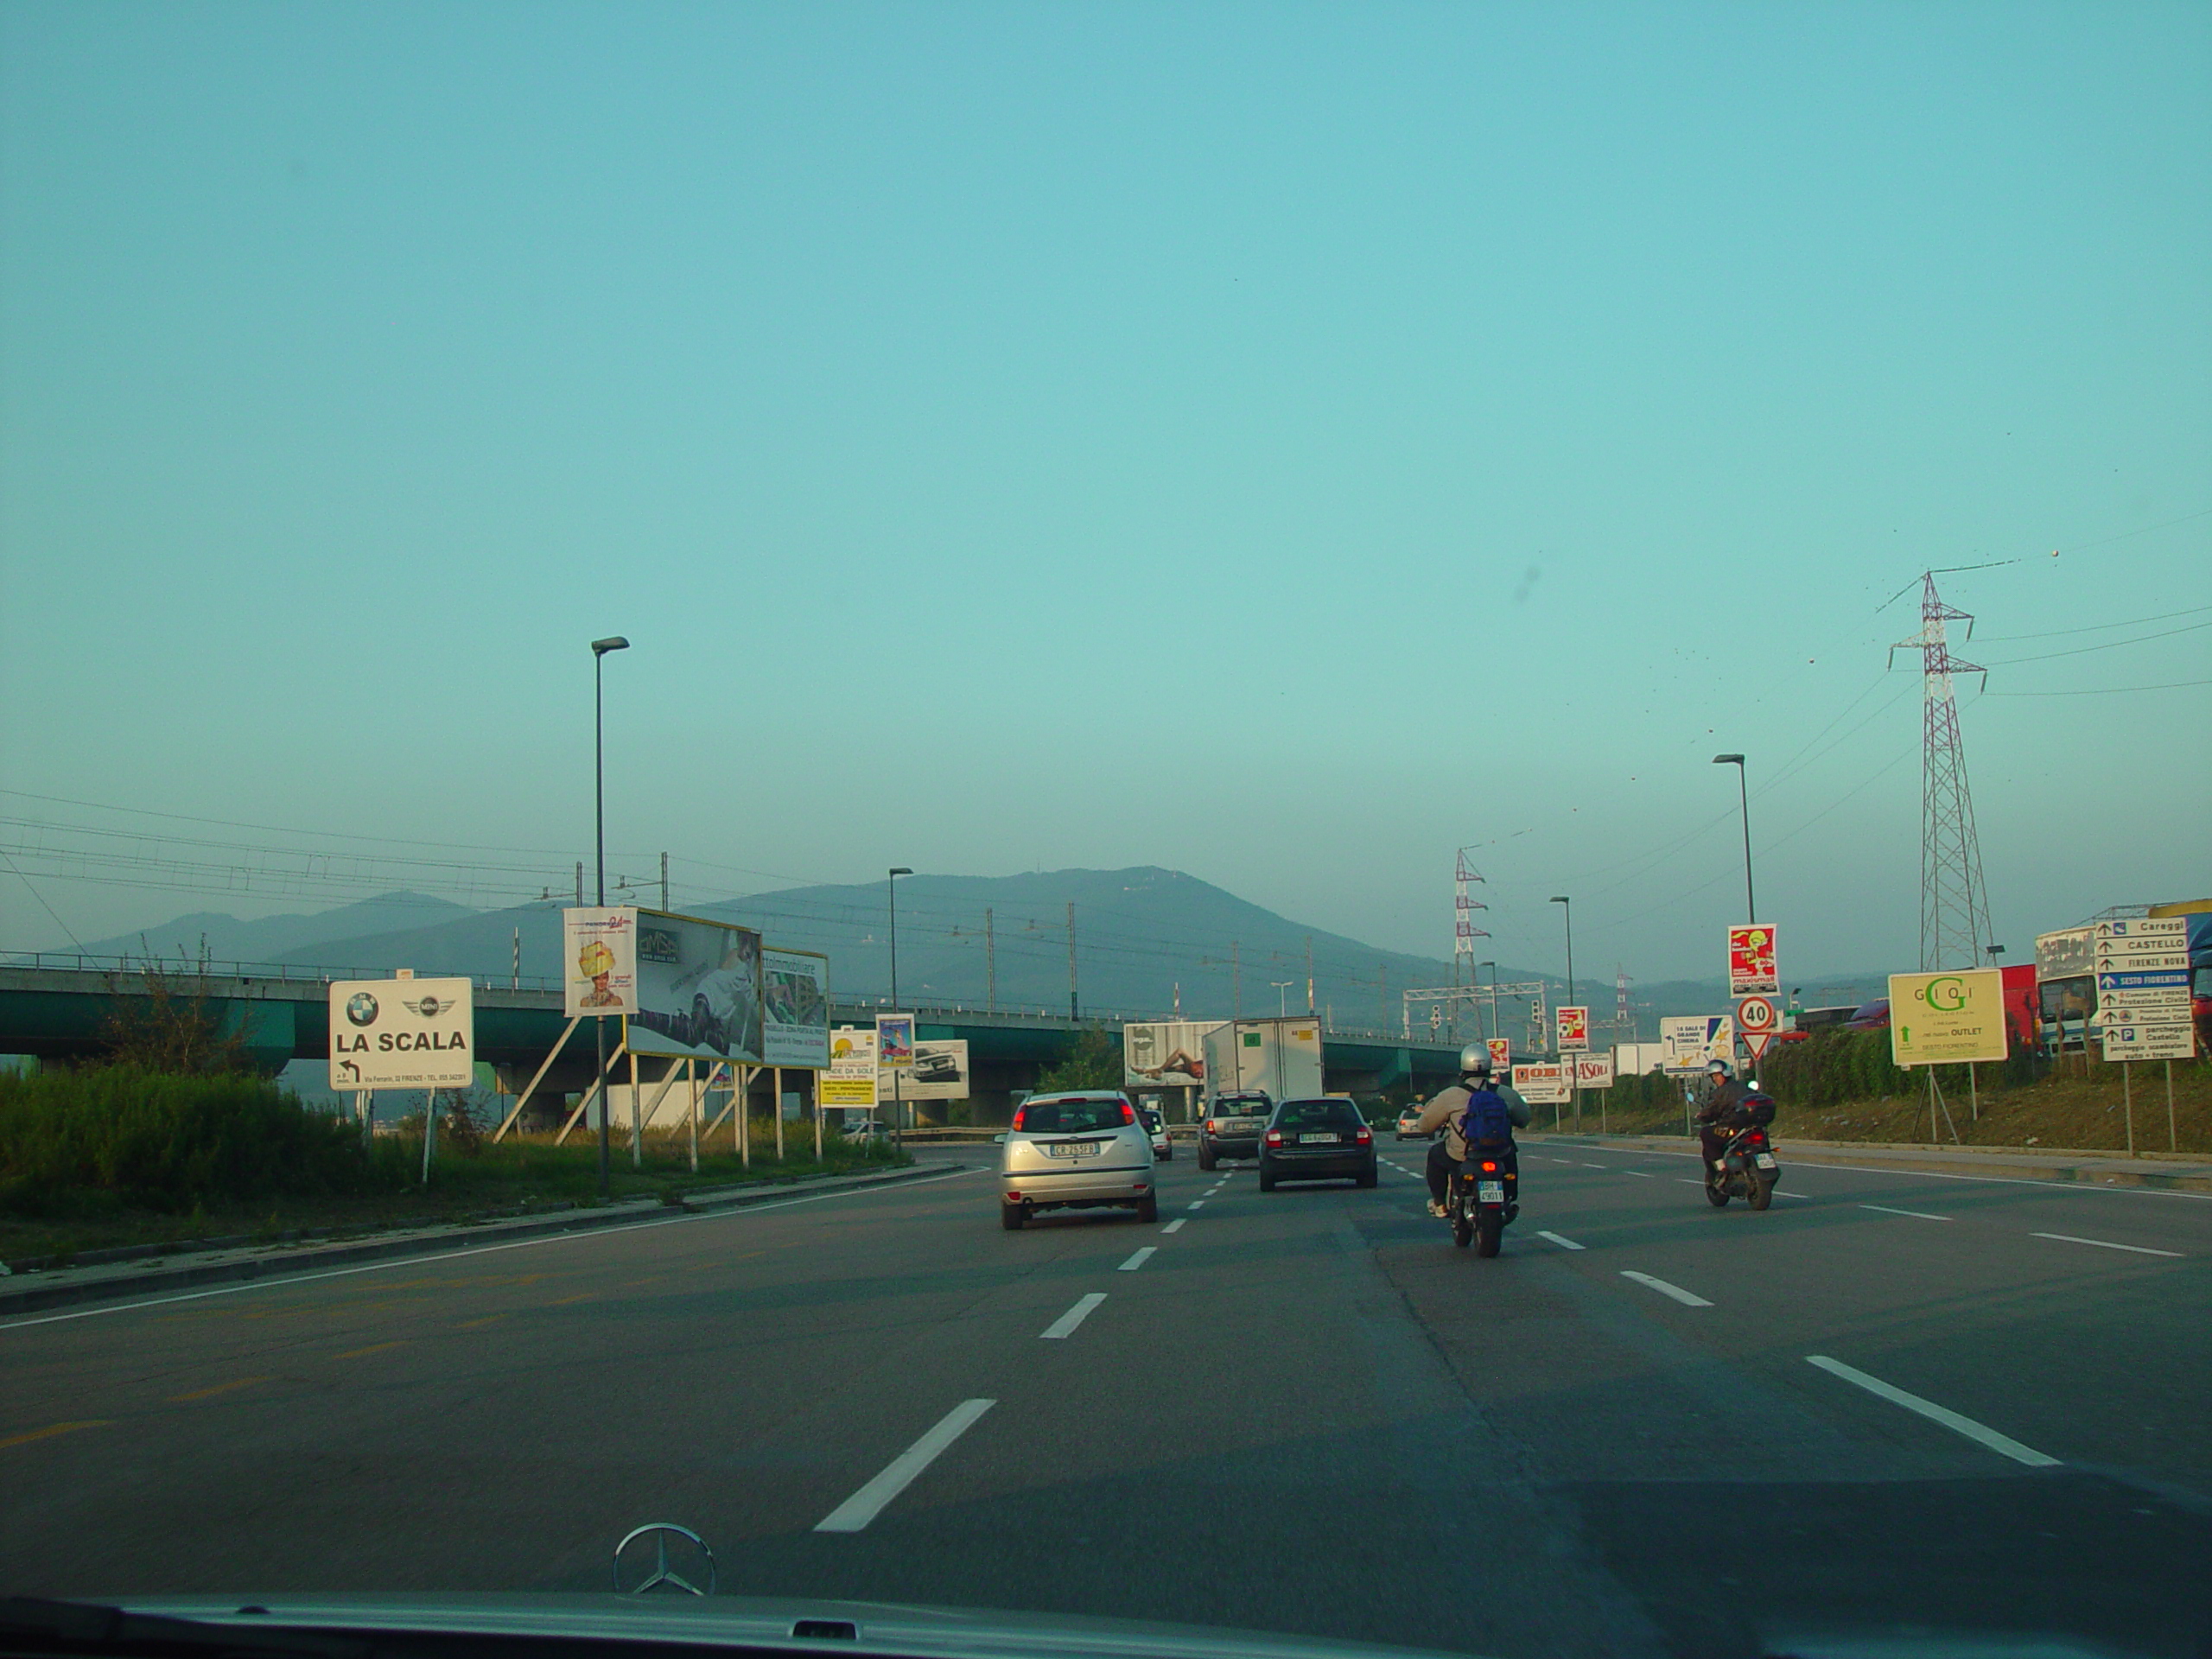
1298 1133 1338 1145
1477 1180 1505 1202
1755 1153 1777 1168
1046 1141 1099 1159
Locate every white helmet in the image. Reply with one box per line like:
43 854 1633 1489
1459 1043 1493 1077
1707 1058 1734 1078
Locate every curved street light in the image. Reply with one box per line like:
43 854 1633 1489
590 636 630 1197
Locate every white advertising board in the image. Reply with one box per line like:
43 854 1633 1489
1573 1053 1615 1090
1123 1020 1217 1090
762 948 830 1069
328 977 474 1090
887 1039 969 1100
1662 1015 1732 1075
564 907 638 1015
1512 1061 1570 1104
627 910 764 1064
821 1028 878 1109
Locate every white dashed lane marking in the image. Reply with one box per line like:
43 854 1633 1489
2031 1232 2183 1259
1039 1293 1108 1339
1536 1230 1585 1250
1160 1218 1186 1235
1620 1271 1713 1307
1807 1357 2060 1468
1118 1248 1156 1272
1862 1204 1950 1222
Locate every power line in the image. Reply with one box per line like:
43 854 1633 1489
1981 677 2212 698
1980 618 2212 667
1974 602 2212 643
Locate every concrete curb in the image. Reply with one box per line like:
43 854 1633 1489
1526 1132 2212 1194
0 1163 950 1319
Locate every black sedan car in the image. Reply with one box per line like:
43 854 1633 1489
1258 1096 1378 1192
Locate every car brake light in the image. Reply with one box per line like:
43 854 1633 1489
1479 1160 1498 1173
1121 1103 1135 1125
1264 1129 1283 1146
1205 1120 1218 1133
1005 1191 1020 1200
1011 1106 1027 1131
1355 1127 1372 1144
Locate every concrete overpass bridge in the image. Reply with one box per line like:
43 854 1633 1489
0 957 1476 1125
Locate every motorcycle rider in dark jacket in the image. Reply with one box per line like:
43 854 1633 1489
1696 1058 1753 1184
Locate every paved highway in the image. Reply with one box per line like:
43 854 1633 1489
3 1141 2208 1657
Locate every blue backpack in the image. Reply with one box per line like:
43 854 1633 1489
1459 1087 1514 1150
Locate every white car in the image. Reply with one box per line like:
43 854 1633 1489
999 1090 1157 1230
1141 1109 1174 1160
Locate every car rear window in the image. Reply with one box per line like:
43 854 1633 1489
1214 1098 1268 1116
1020 1097 1130 1134
1276 1099 1363 1129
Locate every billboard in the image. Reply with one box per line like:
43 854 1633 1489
1728 925 1780 996
889 1039 969 1100
1889 970 2009 1066
328 977 474 1090
876 1014 915 1071
626 909 763 1064
1662 1014 1732 1074
762 948 830 1069
564 907 638 1015
1572 1053 1615 1090
822 1027 878 1109
1487 1037 1512 1075
1512 1061 1570 1104
1555 1006 1590 1052
1123 1020 1217 1089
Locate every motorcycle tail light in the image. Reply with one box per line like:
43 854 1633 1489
1479 1160 1498 1173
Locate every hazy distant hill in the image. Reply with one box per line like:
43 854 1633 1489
54 868 1889 1039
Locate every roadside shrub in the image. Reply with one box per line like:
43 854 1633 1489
0 1066 376 1216
1760 1028 1910 1108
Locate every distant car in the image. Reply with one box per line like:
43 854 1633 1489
1395 1109 1432 1141
1258 1097 1377 1192
842 1118 889 1139
1140 1109 1173 1160
1845 998 1891 1030
1198 1090 1273 1168
999 1090 1157 1230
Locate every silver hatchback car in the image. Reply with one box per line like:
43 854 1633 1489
1000 1090 1158 1230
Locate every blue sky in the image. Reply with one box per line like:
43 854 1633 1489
2 0 2206 984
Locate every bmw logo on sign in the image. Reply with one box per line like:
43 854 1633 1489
346 992 379 1027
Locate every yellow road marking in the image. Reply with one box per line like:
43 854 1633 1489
0 1421 111 1452
168 1376 272 1403
333 1341 409 1360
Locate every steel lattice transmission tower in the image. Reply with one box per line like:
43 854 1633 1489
1890 571 1993 970
1452 849 1490 980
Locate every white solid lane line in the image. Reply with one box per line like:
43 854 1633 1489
1806 1356 2060 1468
1622 1171 1654 1179
1676 1179 1707 1187
814 1398 996 1532
2031 1232 2184 1259
1620 1271 1713 1306
1160 1218 1186 1235
1039 1292 1108 1339
1536 1230 1585 1250
1118 1247 1157 1272
1862 1204 1951 1222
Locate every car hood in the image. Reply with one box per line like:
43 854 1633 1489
108 1594 1472 1659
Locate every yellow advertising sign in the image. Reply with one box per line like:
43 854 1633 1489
1888 969 2009 1066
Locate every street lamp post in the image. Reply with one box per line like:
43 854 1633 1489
1479 961 1497 1052
1270 981 1294 1018
1550 897 1573 1128
590 636 629 1198
1713 754 1755 924
887 868 912 1143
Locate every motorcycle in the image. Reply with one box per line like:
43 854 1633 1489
1705 1116 1780 1211
1447 1151 1517 1255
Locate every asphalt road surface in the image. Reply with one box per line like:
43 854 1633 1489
4 1140 2209 1658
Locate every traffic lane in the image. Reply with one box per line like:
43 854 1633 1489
1478 1144 2212 1492
1351 1183 2212 1656
0 1157 1204 1596
1567 1138 2212 1251
721 1166 1670 1659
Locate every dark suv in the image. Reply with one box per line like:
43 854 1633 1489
1198 1090 1273 1168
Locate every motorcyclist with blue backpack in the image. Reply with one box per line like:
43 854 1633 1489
1413 1044 1534 1218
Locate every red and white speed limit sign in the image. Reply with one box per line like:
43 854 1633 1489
1736 995 1777 1034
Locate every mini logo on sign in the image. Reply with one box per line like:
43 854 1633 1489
346 992 379 1027
403 994 446 1018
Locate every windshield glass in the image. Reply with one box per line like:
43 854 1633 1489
3 6 2202 1656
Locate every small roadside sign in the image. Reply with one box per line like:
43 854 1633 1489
1556 1006 1590 1052
1728 925 1779 996
2093 948 2191 973
1572 1053 1615 1090
1736 995 1777 1034
2095 918 2188 939
1486 1037 1512 1074
328 977 475 1090
2100 1022 2196 1063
